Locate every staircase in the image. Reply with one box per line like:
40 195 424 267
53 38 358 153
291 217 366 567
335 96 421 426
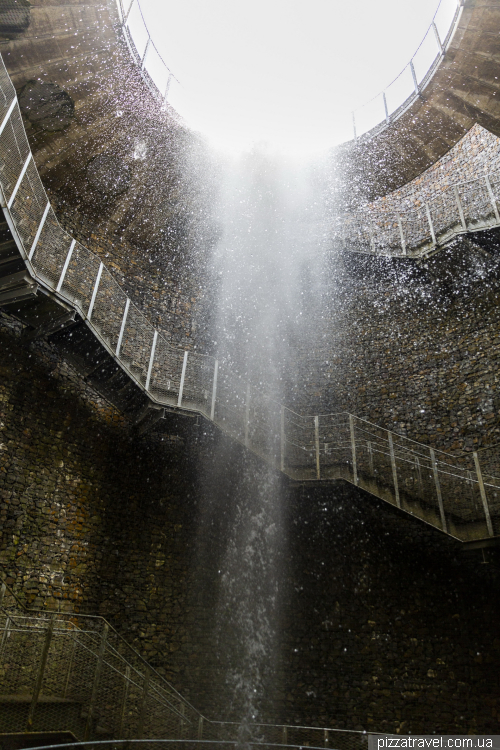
0 582 369 749
0 55 499 546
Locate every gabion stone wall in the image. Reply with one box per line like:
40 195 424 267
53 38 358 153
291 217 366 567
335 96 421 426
1 312 500 734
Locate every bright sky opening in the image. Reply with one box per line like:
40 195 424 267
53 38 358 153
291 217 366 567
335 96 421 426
133 0 456 155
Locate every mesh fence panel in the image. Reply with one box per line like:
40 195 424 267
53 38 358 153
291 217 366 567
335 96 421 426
148 334 184 402
90 267 129 353
459 178 492 230
120 303 155 386
0 107 30 205
427 187 462 237
30 208 73 290
59 240 102 317
8 157 48 254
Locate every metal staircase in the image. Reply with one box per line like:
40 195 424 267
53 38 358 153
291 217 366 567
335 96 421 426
0 582 368 748
0 55 499 545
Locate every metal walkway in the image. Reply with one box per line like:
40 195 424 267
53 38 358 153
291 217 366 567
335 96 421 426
0 56 499 545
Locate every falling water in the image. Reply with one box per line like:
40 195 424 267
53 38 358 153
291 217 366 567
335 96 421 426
201 146 332 726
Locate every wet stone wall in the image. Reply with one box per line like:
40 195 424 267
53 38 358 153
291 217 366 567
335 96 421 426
49 197 214 353
1 313 500 732
296 246 500 453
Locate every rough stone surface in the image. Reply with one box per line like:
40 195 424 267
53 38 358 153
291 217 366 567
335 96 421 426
1 313 500 733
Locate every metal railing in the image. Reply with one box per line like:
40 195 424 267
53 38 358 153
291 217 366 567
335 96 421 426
115 0 462 142
0 55 499 543
351 0 463 140
0 583 370 746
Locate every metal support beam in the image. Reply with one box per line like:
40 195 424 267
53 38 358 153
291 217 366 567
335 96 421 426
429 447 447 532
22 310 76 342
84 622 109 740
484 175 500 223
116 298 130 356
28 201 50 261
56 239 76 292
87 261 104 321
453 185 467 230
473 452 494 537
314 416 320 480
388 433 400 508
7 153 32 210
177 350 188 407
145 330 158 391
210 359 218 421
349 414 358 485
425 203 437 246
26 615 55 730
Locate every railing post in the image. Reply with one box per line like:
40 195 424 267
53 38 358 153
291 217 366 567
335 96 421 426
473 452 494 537
26 615 55 730
116 298 130 356
0 615 11 658
388 433 401 508
56 239 76 293
28 202 50 261
0 97 17 139
484 175 500 223
383 92 390 125
118 665 131 739
453 185 467 230
7 153 32 210
324 729 329 747
410 60 420 96
137 665 151 739
145 330 158 391
429 447 448 533
425 203 437 246
367 440 374 477
282 726 288 745
0 582 5 608
349 414 358 485
210 359 218 420
415 456 424 498
432 21 444 54
141 36 151 69
314 416 320 480
397 215 407 255
123 0 135 23
86 261 104 322
179 701 186 737
84 622 109 740
198 716 204 740
162 73 173 108
63 628 77 698
177 351 188 407
352 112 357 141
280 406 285 473
244 382 250 448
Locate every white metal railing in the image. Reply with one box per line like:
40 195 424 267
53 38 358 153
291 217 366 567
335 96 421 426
351 0 463 139
0 581 369 747
0 55 498 542
116 0 462 142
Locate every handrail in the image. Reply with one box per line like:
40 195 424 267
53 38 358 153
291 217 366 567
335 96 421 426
0 580 371 744
115 0 461 143
351 0 463 140
0 56 499 542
